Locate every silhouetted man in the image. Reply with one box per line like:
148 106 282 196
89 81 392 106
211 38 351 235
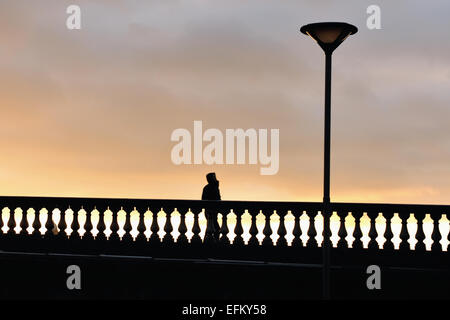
202 172 221 240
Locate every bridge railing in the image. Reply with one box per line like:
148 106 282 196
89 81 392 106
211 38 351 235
0 196 449 265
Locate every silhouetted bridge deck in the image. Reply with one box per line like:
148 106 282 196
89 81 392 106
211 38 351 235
1 196 449 299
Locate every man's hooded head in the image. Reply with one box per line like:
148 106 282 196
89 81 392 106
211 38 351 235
206 172 218 184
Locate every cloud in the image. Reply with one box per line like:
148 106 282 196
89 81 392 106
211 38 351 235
0 0 449 204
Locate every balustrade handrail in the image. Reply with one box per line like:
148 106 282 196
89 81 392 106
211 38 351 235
0 195 449 212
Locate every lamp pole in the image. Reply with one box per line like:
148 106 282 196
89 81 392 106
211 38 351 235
322 51 332 299
300 22 358 300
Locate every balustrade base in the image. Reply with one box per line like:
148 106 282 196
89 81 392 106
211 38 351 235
1 251 449 300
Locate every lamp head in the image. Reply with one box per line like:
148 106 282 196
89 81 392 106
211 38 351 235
300 22 358 54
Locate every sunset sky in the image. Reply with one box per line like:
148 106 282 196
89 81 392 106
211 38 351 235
0 0 449 204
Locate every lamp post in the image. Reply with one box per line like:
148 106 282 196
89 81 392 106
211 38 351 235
300 22 358 299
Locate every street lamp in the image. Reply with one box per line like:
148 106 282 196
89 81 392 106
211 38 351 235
300 22 358 299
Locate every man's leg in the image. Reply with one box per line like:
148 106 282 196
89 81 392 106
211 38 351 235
213 213 220 241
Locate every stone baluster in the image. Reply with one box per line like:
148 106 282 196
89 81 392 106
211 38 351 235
149 209 161 244
108 207 120 242
176 208 188 245
431 214 442 251
352 211 363 249
135 209 147 243
367 211 379 250
233 210 244 246
291 211 302 247
307 211 318 248
248 210 259 247
96 207 107 241
83 207 94 241
163 209 174 244
276 211 288 247
122 207 133 242
262 211 273 247
337 210 348 249
398 211 410 251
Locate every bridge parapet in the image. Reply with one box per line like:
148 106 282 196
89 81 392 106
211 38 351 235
0 196 449 267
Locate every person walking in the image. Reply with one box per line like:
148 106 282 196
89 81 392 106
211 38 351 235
202 172 221 241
